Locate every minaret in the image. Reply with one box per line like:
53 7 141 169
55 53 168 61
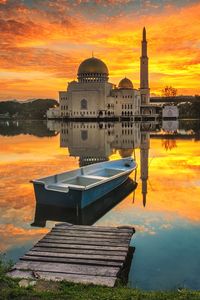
140 27 150 105
140 130 150 206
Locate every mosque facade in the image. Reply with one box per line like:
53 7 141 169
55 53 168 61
47 28 158 120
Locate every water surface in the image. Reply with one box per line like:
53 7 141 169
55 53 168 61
0 119 199 290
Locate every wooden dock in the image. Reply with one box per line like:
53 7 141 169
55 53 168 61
8 223 135 287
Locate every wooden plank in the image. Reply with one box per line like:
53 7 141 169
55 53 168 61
31 246 127 259
49 230 132 238
54 224 134 234
48 234 131 243
52 228 133 238
42 236 130 246
50 230 132 240
26 251 127 262
47 234 131 244
36 241 128 252
8 269 116 287
54 224 134 232
44 233 131 243
21 255 123 267
14 261 120 277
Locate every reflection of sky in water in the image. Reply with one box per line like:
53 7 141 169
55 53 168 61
0 122 200 290
96 203 200 290
131 225 200 290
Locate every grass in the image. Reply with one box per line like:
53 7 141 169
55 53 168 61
0 257 200 300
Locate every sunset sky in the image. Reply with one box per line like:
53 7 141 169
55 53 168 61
0 0 200 100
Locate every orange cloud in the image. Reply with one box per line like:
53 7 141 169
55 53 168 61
0 224 48 252
0 224 47 237
0 2 200 98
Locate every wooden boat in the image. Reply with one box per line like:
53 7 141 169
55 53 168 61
32 157 137 209
31 178 137 227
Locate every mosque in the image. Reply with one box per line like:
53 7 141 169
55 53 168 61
47 28 158 120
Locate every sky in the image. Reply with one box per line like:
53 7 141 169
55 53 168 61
0 0 200 100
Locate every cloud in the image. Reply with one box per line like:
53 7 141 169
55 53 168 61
0 45 77 77
135 224 156 235
0 224 47 237
0 0 200 99
160 224 173 230
0 224 48 252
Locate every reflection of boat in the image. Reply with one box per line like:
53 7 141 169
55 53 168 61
31 178 137 227
32 157 137 208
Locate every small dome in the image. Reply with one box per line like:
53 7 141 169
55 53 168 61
78 57 108 75
118 77 133 89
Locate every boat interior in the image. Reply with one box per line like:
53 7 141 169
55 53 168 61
34 158 135 191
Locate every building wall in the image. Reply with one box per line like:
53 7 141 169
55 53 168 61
163 106 179 118
162 120 179 131
111 89 141 117
71 90 101 118
59 79 144 118
46 107 60 119
141 105 157 116
59 91 68 117
60 82 115 118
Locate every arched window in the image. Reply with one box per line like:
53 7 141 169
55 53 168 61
81 99 87 110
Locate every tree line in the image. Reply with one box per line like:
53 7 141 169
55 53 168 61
0 99 58 119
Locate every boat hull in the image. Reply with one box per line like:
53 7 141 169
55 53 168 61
33 170 132 209
31 178 137 227
81 171 131 208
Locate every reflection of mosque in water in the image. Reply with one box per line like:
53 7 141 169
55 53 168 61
48 121 159 206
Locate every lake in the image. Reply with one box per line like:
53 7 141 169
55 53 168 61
0 119 199 290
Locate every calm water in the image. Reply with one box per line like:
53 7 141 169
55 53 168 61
0 119 200 290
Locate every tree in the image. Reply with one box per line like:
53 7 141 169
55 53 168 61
162 86 177 97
